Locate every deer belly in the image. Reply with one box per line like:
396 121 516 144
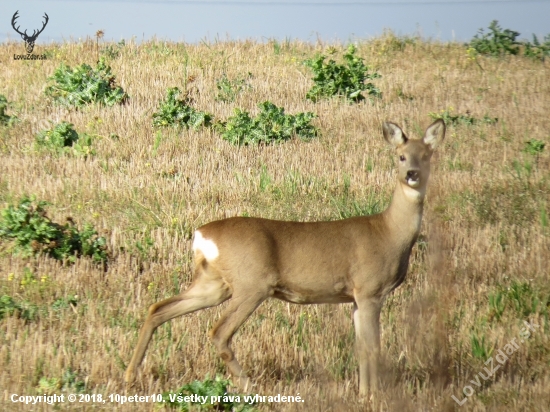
273 281 353 304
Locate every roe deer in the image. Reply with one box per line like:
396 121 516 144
125 119 446 395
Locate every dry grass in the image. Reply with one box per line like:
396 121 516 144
0 34 549 411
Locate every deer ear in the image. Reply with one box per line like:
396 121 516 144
423 119 445 150
383 122 407 147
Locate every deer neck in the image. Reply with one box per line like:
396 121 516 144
383 181 426 244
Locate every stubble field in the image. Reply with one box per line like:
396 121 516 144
0 35 549 411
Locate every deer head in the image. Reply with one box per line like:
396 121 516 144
11 11 49 54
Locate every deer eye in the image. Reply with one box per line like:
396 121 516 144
399 155 406 162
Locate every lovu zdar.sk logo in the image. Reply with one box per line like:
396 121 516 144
11 10 49 60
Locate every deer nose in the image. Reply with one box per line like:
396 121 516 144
406 170 419 180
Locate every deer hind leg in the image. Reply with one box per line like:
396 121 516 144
209 290 268 390
353 297 382 396
124 273 231 383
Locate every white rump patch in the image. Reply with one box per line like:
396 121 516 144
192 230 219 261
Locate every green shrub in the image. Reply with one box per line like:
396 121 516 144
152 87 212 129
0 95 18 126
35 121 78 148
162 375 256 411
0 196 107 263
523 139 545 156
304 44 381 102
35 121 95 157
0 295 19 320
469 20 521 56
215 101 318 145
215 73 252 102
45 58 128 107
470 21 550 60
38 368 86 394
0 294 38 321
101 39 126 59
51 295 78 312
523 34 550 61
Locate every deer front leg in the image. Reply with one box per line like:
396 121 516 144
353 297 382 396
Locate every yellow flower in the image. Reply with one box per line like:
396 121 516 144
466 47 477 60
7 273 14 281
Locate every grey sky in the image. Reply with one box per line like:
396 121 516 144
1 0 549 45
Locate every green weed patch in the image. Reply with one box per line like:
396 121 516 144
523 34 550 61
45 58 128 107
0 95 18 126
0 294 38 321
152 87 212 129
215 73 252 103
0 196 107 263
523 139 545 156
35 121 96 157
215 101 318 145
162 375 257 411
470 21 521 57
470 20 550 60
304 44 381 102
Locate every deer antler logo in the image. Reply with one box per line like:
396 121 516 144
11 10 49 54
